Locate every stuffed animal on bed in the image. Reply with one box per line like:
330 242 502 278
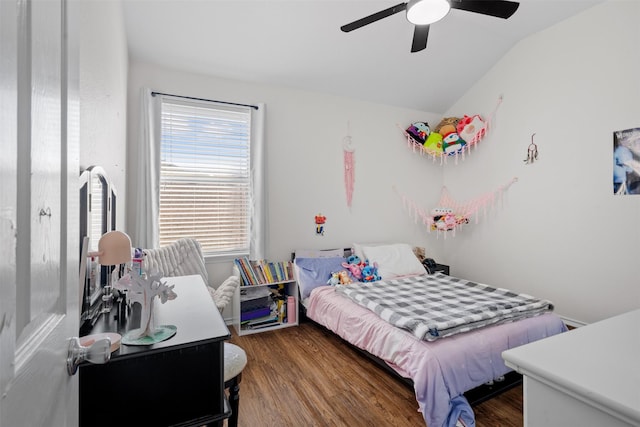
327 270 353 286
361 263 381 282
337 270 352 285
327 272 341 286
342 255 364 280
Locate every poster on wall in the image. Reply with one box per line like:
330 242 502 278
613 127 640 195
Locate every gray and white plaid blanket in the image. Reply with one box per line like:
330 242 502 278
336 273 554 341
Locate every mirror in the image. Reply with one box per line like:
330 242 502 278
79 166 116 329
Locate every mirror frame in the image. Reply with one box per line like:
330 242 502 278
79 165 116 328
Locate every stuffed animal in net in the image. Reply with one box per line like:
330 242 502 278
423 132 444 155
430 207 469 231
433 117 460 134
406 122 431 145
440 124 466 156
456 114 486 145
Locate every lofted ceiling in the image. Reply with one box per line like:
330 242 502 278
121 0 601 114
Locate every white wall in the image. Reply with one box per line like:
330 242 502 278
126 63 444 287
442 1 640 324
79 0 128 229
122 1 639 325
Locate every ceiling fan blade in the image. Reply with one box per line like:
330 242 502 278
411 25 430 53
449 0 520 19
341 2 408 32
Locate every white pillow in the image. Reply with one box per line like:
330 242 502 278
361 243 425 280
352 242 386 261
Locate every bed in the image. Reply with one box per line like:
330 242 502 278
293 243 567 427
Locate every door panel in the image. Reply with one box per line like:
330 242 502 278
20 0 62 340
0 0 79 426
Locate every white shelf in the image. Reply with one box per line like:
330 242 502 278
232 267 298 336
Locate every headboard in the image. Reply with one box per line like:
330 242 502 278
290 248 352 261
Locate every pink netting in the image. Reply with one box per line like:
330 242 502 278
397 177 518 238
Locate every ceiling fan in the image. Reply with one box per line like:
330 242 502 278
340 0 520 53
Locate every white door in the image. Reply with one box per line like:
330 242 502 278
0 0 80 426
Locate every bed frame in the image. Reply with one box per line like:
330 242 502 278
299 306 522 407
292 249 522 408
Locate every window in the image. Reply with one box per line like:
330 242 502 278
158 96 253 257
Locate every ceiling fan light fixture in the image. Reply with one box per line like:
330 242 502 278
406 0 451 25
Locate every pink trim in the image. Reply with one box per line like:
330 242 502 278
396 177 518 238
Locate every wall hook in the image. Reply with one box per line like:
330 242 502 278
524 133 538 164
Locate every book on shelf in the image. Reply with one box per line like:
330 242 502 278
250 260 266 284
234 257 294 286
256 259 270 284
248 320 281 330
240 306 271 322
245 256 260 284
242 315 279 329
233 258 251 286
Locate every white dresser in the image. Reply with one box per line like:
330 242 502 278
502 309 640 427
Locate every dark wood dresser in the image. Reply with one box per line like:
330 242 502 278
79 275 231 427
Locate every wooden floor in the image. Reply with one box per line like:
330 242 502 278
229 320 523 427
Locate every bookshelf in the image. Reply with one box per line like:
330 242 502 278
232 258 298 336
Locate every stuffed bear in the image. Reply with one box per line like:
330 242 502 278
337 270 352 285
327 270 353 286
433 117 460 134
439 124 456 137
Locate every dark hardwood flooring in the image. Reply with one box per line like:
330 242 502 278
228 320 523 427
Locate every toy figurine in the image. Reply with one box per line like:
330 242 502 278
315 213 326 235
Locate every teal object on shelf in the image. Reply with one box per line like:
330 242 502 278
122 324 177 346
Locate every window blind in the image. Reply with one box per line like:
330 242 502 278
159 97 252 256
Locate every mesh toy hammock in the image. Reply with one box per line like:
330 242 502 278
400 96 503 165
397 177 518 238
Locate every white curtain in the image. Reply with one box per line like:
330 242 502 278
250 103 266 260
131 87 160 248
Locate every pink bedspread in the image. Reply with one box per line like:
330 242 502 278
307 286 567 427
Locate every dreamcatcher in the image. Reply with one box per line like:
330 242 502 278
397 177 518 238
343 123 355 209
